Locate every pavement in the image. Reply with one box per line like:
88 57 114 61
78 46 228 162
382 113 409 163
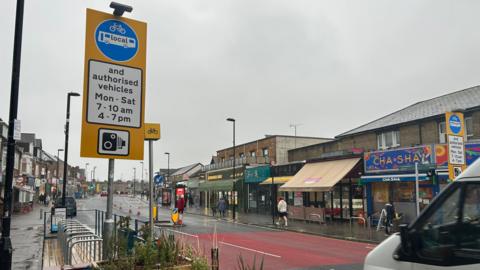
10 202 49 270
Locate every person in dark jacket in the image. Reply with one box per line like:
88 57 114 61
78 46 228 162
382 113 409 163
217 197 227 218
385 201 396 235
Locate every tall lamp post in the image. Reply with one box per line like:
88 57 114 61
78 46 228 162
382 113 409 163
85 163 89 182
165 152 171 207
140 161 144 195
226 118 236 220
133 167 136 197
0 1 25 268
62 92 80 206
56 149 64 198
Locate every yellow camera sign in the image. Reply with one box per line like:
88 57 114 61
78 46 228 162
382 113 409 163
144 123 161 141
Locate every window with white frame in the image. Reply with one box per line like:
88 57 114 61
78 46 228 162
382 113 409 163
439 122 446 144
377 130 400 150
239 153 245 158
465 117 473 140
250 151 256 157
262 148 269 157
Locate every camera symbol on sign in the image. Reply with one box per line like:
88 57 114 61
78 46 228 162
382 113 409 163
98 129 129 156
102 132 126 151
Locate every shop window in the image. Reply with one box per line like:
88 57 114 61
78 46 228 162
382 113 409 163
465 117 474 140
391 182 415 202
377 130 400 150
262 148 269 157
373 182 389 203
352 184 364 216
439 122 446 144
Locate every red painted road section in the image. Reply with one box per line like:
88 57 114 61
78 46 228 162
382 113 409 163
173 230 375 269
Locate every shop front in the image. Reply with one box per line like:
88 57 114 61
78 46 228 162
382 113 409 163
245 165 270 214
199 167 245 212
362 145 438 223
279 157 364 222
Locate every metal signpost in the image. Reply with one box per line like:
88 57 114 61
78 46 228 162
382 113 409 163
80 3 147 258
144 123 161 241
445 111 466 180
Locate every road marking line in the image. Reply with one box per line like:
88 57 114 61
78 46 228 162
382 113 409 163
162 228 199 238
219 241 281 258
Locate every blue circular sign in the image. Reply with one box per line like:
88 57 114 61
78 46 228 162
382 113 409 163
449 114 462 134
154 174 164 185
95 20 138 62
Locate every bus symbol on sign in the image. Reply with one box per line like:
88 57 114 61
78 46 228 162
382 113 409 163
95 20 138 62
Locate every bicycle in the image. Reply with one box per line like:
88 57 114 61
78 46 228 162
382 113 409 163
109 23 126 34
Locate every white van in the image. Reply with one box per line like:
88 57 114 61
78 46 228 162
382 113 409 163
364 160 480 270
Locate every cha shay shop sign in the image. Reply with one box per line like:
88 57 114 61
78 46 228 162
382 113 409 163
364 145 434 173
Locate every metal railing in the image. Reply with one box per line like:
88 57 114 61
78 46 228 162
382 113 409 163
203 156 271 171
57 217 103 265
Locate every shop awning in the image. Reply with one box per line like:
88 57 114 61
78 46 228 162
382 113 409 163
198 179 236 191
280 158 360 192
260 176 292 185
360 173 429 183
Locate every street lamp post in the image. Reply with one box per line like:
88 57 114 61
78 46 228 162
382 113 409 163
62 92 80 206
0 1 25 267
133 167 136 197
92 166 97 181
85 163 89 182
226 118 236 220
57 149 64 199
165 152 171 207
140 161 144 196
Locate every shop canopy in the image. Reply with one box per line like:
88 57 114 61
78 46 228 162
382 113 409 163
360 173 429 183
280 158 360 192
260 176 292 185
198 179 236 191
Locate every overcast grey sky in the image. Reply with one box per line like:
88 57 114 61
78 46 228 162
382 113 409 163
2 0 480 181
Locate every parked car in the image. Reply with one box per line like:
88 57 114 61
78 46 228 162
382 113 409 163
364 159 480 270
100 191 108 197
53 196 77 217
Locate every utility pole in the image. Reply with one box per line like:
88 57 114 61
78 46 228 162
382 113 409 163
0 1 25 268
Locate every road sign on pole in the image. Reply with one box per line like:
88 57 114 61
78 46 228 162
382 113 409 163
145 123 160 240
445 111 467 180
80 8 147 160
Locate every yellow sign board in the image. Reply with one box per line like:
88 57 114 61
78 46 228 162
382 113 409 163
144 123 161 141
80 9 147 160
445 112 466 180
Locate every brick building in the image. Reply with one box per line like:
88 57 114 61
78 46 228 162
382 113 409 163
283 86 480 223
200 135 330 214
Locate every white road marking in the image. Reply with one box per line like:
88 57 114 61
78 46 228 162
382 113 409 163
162 228 199 238
219 241 281 258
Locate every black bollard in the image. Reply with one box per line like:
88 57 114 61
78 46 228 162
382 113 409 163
211 247 219 270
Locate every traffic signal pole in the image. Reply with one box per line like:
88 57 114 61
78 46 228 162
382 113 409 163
0 1 25 269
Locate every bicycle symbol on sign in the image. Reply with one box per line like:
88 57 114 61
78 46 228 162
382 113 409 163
109 23 126 34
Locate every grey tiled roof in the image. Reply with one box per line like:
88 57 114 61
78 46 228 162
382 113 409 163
337 85 480 137
171 163 202 176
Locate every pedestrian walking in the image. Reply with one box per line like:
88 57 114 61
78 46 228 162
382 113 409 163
217 197 227 218
210 196 217 217
276 197 288 227
45 195 50 207
384 201 396 235
176 195 186 224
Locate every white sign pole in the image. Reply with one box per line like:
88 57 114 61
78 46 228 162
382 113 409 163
415 162 420 216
